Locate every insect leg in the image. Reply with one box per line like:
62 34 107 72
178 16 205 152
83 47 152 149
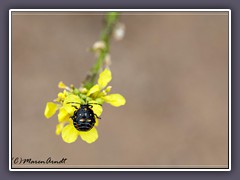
72 105 79 110
66 102 80 109
88 103 102 107
94 114 101 119
67 102 81 105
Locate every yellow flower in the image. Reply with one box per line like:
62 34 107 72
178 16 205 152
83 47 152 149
44 68 126 144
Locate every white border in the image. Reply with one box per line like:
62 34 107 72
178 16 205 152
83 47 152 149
9 9 12 172
228 9 231 171
9 9 231 171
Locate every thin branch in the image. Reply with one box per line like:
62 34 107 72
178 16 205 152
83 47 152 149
83 12 119 89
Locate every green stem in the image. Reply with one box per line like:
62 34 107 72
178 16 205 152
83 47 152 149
83 12 119 89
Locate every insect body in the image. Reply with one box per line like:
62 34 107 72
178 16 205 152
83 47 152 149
69 103 100 132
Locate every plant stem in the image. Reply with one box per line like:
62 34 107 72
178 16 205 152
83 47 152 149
83 12 119 89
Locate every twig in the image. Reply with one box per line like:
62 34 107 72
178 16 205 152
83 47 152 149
83 12 119 89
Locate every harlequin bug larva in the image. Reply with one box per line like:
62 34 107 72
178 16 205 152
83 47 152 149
67 102 101 132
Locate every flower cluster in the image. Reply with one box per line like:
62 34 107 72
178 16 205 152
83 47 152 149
44 68 126 144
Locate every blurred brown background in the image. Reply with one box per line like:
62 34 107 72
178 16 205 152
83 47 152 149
12 11 229 168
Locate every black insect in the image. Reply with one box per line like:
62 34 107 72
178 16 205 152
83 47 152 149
67 102 101 132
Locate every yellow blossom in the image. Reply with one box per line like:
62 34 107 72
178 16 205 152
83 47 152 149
44 68 126 144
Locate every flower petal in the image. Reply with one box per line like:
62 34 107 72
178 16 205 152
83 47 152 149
56 123 65 135
92 104 103 117
63 104 76 116
89 100 103 117
44 102 58 118
87 84 100 96
95 118 99 127
103 94 126 107
58 107 70 122
64 94 81 104
98 68 112 89
79 127 98 144
58 92 65 99
95 98 105 104
61 124 79 143
105 86 112 93
58 81 67 89
91 91 105 99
